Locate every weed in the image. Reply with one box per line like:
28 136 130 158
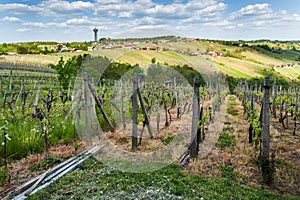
218 132 235 149
218 164 236 181
274 159 292 168
30 157 62 171
73 142 80 151
161 135 175 145
0 168 8 185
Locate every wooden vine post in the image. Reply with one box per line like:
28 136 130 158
132 73 138 152
261 76 272 184
174 76 179 119
33 83 50 154
120 79 126 130
3 132 7 169
272 77 277 119
9 69 13 92
83 73 91 143
88 80 115 131
296 88 299 118
190 76 200 159
249 89 254 143
137 85 154 139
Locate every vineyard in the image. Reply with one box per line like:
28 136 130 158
0 50 300 199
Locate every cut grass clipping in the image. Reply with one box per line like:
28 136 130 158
28 158 296 200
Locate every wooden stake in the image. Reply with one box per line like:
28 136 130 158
132 73 138 152
190 76 200 159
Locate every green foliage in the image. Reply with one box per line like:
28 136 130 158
28 158 294 200
223 49 245 59
73 142 80 151
102 62 141 81
151 57 156 64
0 168 9 185
49 54 89 89
17 46 28 54
218 132 235 149
218 164 236 181
227 96 239 116
225 76 238 94
161 135 175 145
147 62 205 86
252 44 300 61
30 157 62 171
0 84 77 162
248 111 262 147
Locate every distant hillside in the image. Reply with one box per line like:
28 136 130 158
1 38 300 81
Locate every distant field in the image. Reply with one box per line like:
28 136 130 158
214 61 253 79
1 40 300 81
241 50 286 65
0 53 77 66
274 66 300 80
211 56 266 78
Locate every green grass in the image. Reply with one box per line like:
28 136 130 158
274 66 300 80
257 47 300 61
218 164 236 181
226 95 240 116
215 61 253 79
28 158 298 200
0 168 9 185
161 135 175 145
30 157 62 171
218 132 235 149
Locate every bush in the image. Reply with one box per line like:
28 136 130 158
225 76 238 94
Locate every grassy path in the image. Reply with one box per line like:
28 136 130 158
27 96 299 200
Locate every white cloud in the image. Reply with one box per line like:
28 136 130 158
119 12 132 18
204 20 229 27
66 16 91 25
230 3 272 20
16 28 31 32
253 21 267 26
0 3 42 15
229 3 300 29
22 21 67 28
0 0 300 42
1 16 22 22
0 1 93 17
39 0 94 16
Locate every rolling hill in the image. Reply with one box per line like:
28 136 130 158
1 38 300 81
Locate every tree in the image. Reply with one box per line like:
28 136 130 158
99 38 107 43
225 76 238 94
49 54 89 90
151 57 156 64
17 46 28 54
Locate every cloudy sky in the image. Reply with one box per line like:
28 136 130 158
0 0 299 42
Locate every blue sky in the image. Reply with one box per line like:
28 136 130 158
0 0 299 42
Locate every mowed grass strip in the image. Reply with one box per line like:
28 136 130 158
28 158 297 200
